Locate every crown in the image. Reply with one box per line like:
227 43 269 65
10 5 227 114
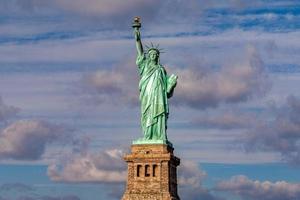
145 42 165 55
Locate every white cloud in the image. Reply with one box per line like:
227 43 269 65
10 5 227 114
0 120 71 160
0 0 200 29
216 175 300 200
178 160 223 200
47 148 127 183
173 45 269 109
47 138 221 199
52 0 159 18
178 160 206 187
81 57 139 105
243 95 300 164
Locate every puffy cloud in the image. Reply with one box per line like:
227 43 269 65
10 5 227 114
81 58 139 106
216 175 300 200
0 96 20 122
0 0 200 29
48 149 127 183
0 0 273 17
178 160 223 200
0 0 298 47
173 45 269 109
0 120 72 160
0 0 273 35
1 0 158 16
243 95 300 164
52 0 159 19
48 141 221 199
178 160 206 187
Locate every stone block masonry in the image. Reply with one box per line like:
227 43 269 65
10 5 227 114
122 144 180 200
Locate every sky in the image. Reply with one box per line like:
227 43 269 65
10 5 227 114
0 0 300 199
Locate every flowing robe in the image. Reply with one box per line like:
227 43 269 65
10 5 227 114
136 54 175 141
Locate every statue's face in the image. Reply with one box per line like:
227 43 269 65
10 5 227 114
149 50 159 62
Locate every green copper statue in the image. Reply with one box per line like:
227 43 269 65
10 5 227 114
132 17 178 145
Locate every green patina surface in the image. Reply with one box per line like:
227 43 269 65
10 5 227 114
132 17 177 146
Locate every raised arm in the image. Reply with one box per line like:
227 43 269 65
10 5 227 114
134 28 144 57
132 17 144 57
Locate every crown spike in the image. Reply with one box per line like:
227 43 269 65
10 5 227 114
144 42 165 55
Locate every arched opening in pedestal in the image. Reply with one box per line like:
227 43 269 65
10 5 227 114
153 164 157 177
145 165 150 177
137 165 142 177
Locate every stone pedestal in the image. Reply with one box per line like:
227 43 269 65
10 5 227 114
122 144 180 200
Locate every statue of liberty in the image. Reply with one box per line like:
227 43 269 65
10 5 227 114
132 17 178 145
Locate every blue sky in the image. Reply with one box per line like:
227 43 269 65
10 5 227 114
0 0 300 199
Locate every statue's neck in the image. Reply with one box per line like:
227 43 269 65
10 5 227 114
149 60 158 66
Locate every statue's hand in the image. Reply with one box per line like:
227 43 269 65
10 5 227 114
134 29 141 41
